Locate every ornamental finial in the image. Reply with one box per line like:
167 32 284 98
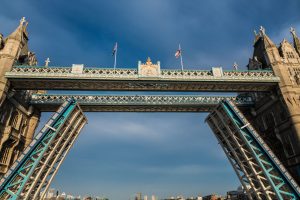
290 27 296 37
254 30 258 36
259 26 266 35
45 57 50 67
146 57 152 65
233 62 238 70
20 17 26 26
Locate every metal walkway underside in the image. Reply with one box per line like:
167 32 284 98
206 100 300 200
30 94 254 112
0 99 87 200
6 66 279 92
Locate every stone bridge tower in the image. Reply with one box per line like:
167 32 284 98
0 18 40 176
247 27 300 183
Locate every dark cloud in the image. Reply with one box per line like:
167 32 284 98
2 0 299 68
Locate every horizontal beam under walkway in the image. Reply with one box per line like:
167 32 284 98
31 94 254 112
6 66 279 92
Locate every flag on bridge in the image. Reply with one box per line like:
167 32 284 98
112 42 118 56
112 42 118 69
175 44 184 70
175 44 181 58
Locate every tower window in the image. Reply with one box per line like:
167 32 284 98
11 111 19 128
287 52 295 59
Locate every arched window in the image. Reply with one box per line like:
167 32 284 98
21 119 27 136
11 111 22 130
0 140 13 165
11 111 19 128
287 51 295 59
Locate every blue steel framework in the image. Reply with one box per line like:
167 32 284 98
0 99 87 200
206 100 300 200
0 92 300 199
30 94 254 112
0 19 299 199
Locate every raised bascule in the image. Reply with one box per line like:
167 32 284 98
0 18 299 199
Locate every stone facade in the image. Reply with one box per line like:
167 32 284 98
246 27 300 184
0 19 40 176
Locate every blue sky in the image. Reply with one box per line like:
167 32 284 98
1 0 300 199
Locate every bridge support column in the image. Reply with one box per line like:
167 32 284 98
24 111 40 147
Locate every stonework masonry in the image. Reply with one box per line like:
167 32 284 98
0 19 40 176
246 27 300 184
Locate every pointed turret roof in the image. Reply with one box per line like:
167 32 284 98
252 26 279 68
7 17 29 42
254 26 276 49
290 27 300 55
279 38 292 47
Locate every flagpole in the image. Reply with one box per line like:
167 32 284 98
179 44 184 71
114 43 117 70
180 54 183 71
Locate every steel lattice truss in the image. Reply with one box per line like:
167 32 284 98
8 65 278 79
0 99 87 200
5 66 280 91
206 100 300 200
30 94 254 112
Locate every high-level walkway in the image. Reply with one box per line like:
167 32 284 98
5 66 279 92
31 94 254 112
206 100 300 199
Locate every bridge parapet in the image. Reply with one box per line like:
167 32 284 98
5 65 280 91
9 65 278 81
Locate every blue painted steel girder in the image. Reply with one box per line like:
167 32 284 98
5 66 279 92
30 94 254 112
0 99 87 200
207 100 300 199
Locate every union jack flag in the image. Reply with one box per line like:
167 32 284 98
175 45 181 58
112 42 118 56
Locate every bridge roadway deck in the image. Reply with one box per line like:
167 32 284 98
31 94 254 112
6 66 280 92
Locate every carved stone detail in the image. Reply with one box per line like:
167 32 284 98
138 57 161 77
17 51 37 66
248 57 263 70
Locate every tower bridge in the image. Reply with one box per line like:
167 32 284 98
0 19 300 199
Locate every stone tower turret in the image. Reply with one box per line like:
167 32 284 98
252 26 281 68
0 17 29 106
0 18 40 176
246 26 300 184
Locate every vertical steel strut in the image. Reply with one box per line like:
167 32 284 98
0 99 87 200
